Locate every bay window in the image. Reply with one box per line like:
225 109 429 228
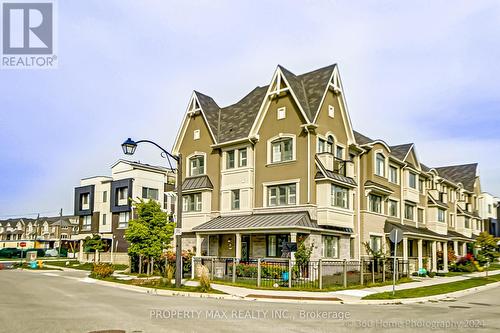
189 155 205 176
389 199 398 217
331 185 349 209
409 172 417 189
438 208 445 222
369 194 382 213
404 203 415 221
183 193 202 212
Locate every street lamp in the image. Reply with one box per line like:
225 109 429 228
121 138 183 288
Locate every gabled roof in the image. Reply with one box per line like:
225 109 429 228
434 163 478 192
353 130 374 145
389 143 413 161
180 64 339 146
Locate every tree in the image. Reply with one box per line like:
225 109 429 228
125 199 175 275
475 231 500 265
83 234 105 263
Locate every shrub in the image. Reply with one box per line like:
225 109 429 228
197 265 211 292
90 263 114 279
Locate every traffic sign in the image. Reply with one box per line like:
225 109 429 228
19 242 27 248
389 228 403 243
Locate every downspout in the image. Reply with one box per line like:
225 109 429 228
401 166 405 226
307 129 311 204
356 153 362 260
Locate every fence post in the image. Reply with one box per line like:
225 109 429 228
343 259 347 288
288 259 292 288
211 258 215 280
372 259 375 284
318 259 323 290
191 257 195 279
257 258 261 287
232 258 236 283
382 259 386 282
360 258 364 286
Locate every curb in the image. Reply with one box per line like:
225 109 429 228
343 281 500 305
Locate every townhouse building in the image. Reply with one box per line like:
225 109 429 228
479 192 499 237
0 216 78 249
73 159 176 257
172 63 494 273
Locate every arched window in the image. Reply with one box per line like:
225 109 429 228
375 153 385 177
327 136 334 154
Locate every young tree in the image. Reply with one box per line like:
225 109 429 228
83 234 105 263
125 199 175 275
475 231 500 265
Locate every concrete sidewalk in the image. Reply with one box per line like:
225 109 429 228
201 270 500 302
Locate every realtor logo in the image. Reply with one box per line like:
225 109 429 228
1 1 57 68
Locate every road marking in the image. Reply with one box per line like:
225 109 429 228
42 273 60 277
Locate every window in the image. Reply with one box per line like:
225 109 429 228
328 105 335 118
317 138 326 153
102 214 107 226
369 235 382 253
118 212 129 229
271 138 293 163
419 179 424 194
418 208 424 223
183 193 202 212
277 107 286 119
102 191 107 203
389 200 398 217
437 209 445 222
326 136 334 154
375 153 385 177
335 146 344 159
82 215 91 231
142 187 159 200
231 190 240 210
189 155 205 176
268 183 296 206
266 234 288 257
82 193 89 205
389 166 398 184
118 187 128 200
404 203 414 220
239 149 247 167
322 236 339 258
369 194 382 213
331 185 349 209
488 204 492 214
193 129 200 140
226 150 235 169
409 172 417 189
449 213 454 227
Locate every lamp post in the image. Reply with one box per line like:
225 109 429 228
121 138 183 288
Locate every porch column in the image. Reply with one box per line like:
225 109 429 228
402 237 408 262
462 242 467 256
290 232 297 260
195 234 202 257
417 239 423 270
453 240 458 255
235 233 241 259
79 239 84 262
431 241 437 272
443 242 448 272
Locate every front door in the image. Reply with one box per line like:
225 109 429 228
241 235 250 262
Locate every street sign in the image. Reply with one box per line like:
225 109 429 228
19 242 26 248
174 228 182 236
389 228 403 243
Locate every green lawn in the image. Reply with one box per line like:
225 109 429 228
45 260 128 271
363 274 500 300
99 276 225 294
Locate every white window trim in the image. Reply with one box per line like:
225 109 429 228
388 164 399 184
367 193 384 215
267 133 296 165
262 179 300 207
186 151 207 177
277 107 286 120
222 146 251 171
335 142 346 160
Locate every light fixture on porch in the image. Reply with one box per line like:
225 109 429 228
227 237 233 250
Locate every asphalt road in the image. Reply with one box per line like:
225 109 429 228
1 269 499 333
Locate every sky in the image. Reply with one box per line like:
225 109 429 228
1 0 500 218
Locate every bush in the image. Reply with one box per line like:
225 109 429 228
90 263 115 279
427 272 436 278
197 265 211 292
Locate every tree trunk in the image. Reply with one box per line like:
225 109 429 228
147 258 150 276
151 258 155 276
139 255 143 275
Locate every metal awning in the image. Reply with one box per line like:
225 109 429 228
384 221 449 241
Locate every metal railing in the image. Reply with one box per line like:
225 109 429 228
192 257 409 289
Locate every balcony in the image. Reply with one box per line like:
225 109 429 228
316 153 354 178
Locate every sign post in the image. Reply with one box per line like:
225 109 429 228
19 242 26 268
389 228 403 296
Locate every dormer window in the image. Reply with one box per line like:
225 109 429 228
375 153 385 177
189 155 205 176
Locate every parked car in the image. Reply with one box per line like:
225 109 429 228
0 248 21 258
44 249 59 257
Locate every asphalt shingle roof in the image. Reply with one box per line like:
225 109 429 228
353 130 374 145
389 143 413 161
434 164 478 192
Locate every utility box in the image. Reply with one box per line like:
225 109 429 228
27 251 37 261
